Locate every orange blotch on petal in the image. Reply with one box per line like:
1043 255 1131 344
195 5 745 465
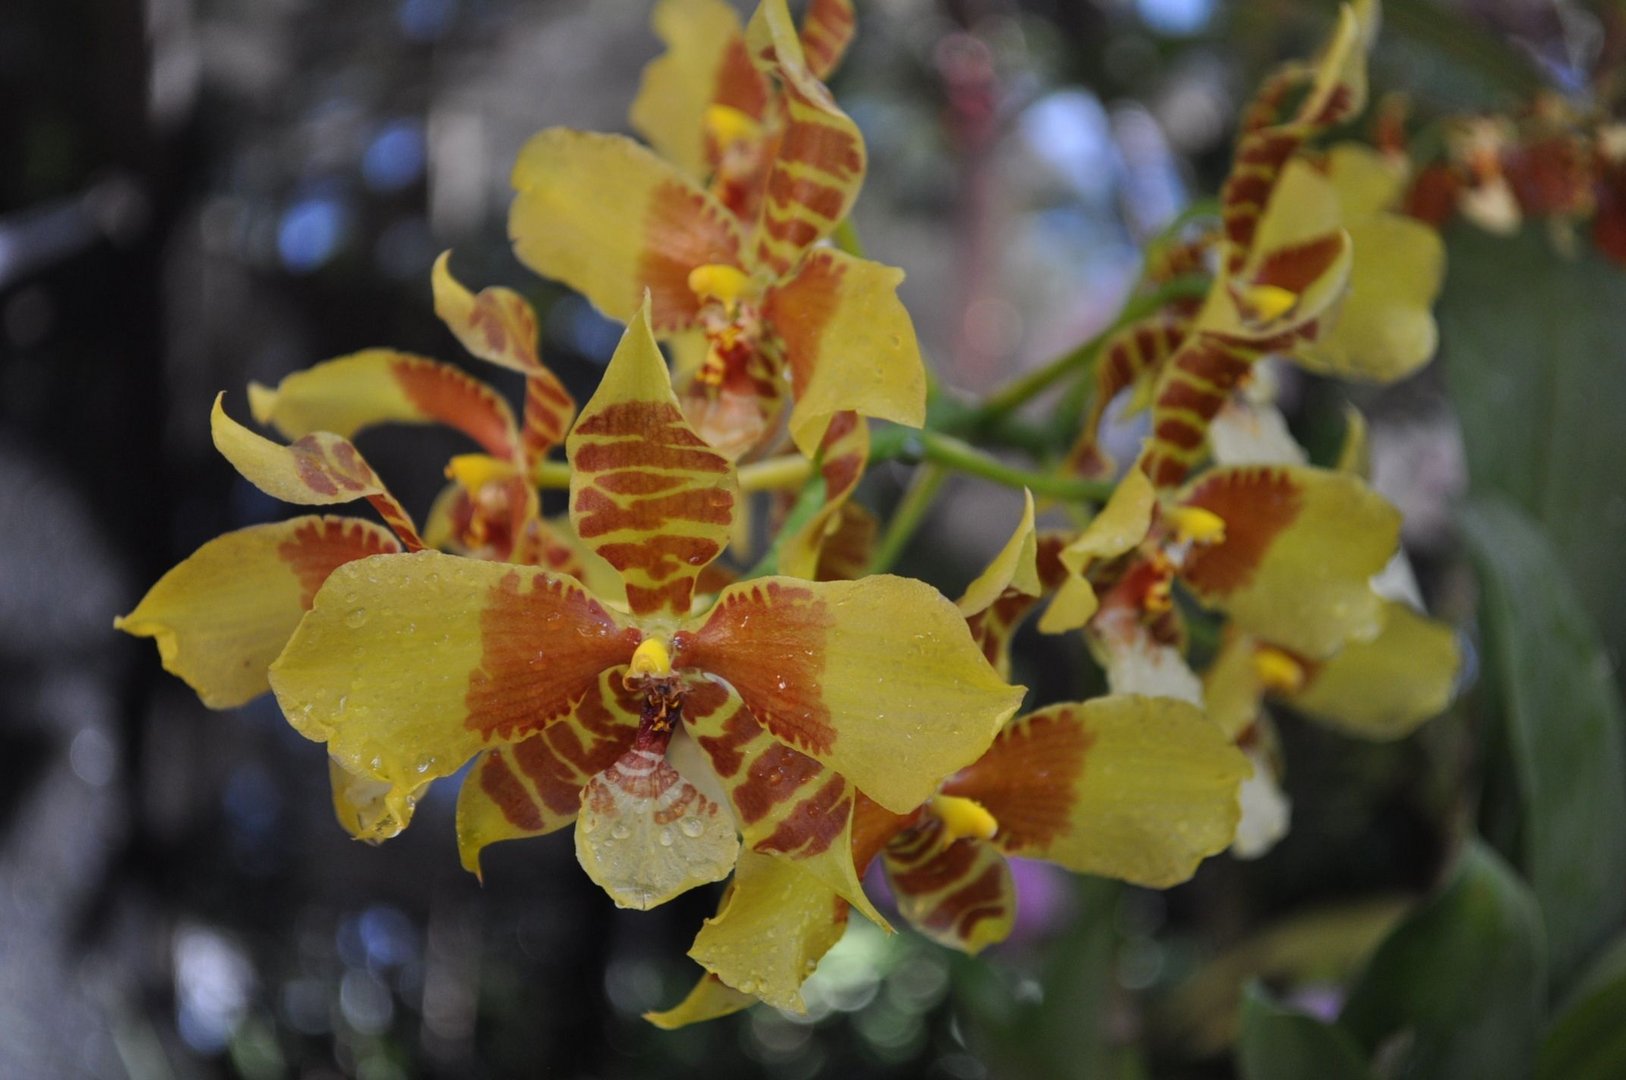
1179 467 1304 597
941 709 1095 853
464 571 641 742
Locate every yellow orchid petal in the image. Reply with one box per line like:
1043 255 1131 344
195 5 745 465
211 395 424 549
509 129 745 332
958 490 1039 618
942 696 1249 888
777 412 870 581
1335 403 1370 476
1177 465 1398 658
1202 632 1265 742
114 516 398 708
683 678 887 928
745 0 868 274
567 301 738 617
644 973 757 1030
432 251 576 467
687 849 850 1012
631 0 760 178
1037 469 1156 635
331 756 427 843
248 349 519 461
268 551 642 829
765 250 927 455
1283 600 1460 739
882 822 1015 955
1233 161 1353 335
575 741 740 909
1296 149 1445 382
677 575 1026 814
454 672 643 877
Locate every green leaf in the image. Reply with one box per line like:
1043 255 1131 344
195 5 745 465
1237 983 1372 1080
1341 839 1546 1080
1438 223 1626 663
1538 933 1626 1080
1461 498 1626 985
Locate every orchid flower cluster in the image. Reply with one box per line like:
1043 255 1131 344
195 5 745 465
118 0 1460 1028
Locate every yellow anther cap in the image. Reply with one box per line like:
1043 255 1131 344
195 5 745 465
703 103 761 148
627 637 674 682
445 453 515 493
1244 283 1299 321
1166 505 1227 546
687 263 751 307
1252 646 1306 695
930 794 999 844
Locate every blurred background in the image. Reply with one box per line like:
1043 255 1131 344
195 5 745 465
3 0 1622 1076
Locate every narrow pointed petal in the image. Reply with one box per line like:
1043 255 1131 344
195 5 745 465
567 304 738 616
959 493 1042 680
883 822 1016 955
745 0 867 273
685 677 886 927
331 756 427 843
630 0 762 178
432 252 576 466
248 350 518 461
1063 313 1190 480
942 696 1248 888
114 516 399 708
509 129 744 331
212 395 425 549
688 849 850 1012
1038 470 1156 635
798 0 856 81
958 491 1039 619
269 551 641 827
454 672 643 875
777 411 869 580
765 250 926 455
575 741 739 909
678 576 1026 813
1178 465 1398 657
1283 600 1460 739
644 973 757 1030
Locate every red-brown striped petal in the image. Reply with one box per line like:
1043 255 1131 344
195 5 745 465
212 395 425 549
776 411 869 580
882 820 1016 954
675 575 1025 813
567 303 738 616
684 675 883 925
454 671 644 876
248 350 519 462
745 0 867 274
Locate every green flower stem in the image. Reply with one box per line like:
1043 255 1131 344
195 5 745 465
534 460 571 489
906 430 1115 503
867 462 946 575
739 454 814 492
959 274 1210 428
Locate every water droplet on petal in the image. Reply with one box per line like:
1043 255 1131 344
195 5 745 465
344 608 370 628
610 822 631 840
658 827 674 847
678 817 705 838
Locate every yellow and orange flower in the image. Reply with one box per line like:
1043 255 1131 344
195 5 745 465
508 0 924 461
645 501 1249 1026
266 302 1023 918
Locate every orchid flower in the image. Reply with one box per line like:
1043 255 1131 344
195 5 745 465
643 496 1248 1027
266 302 1023 917
508 0 924 462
